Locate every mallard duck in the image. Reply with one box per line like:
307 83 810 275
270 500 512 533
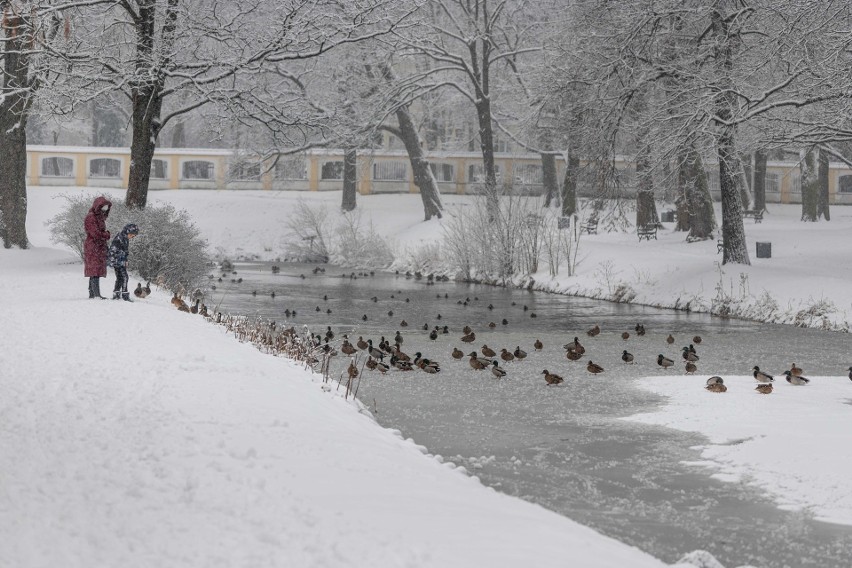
341 341 357 356
481 345 496 358
789 363 802 377
621 331 630 341
357 336 368 351
325 326 334 341
442 326 449 334
469 352 488 370
390 355 413 371
422 323 429 331
587 361 604 374
706 376 724 386
657 354 674 369
488 321 497 328
685 361 697 374
487 303 494 310
375 361 390 374
491 361 507 378
687 344 697 353
399 319 408 327
635 323 646 336
134 283 145 298
513 346 527 360
365 357 378 371
362 314 368 321
421 360 440 374
461 332 476 343
530 313 537 318
429 329 438 340
347 361 359 380
566 349 583 361
755 383 773 394
542 370 564 385
394 331 403 344
534 339 543 351
682 347 699 362
199 304 208 317
692 336 702 344
502 319 508 326
452 347 464 360
783 370 810 385
315 306 321 312
705 383 727 393
621 350 634 364
752 366 774 382
565 337 585 355
587 324 600 337
500 349 515 363
393 346 411 362
367 340 384 361
189 299 199 314
666 334 675 344
462 325 473 335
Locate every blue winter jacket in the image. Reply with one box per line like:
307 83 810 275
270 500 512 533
108 224 138 268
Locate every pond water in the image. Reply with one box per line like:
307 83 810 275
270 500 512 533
212 262 852 567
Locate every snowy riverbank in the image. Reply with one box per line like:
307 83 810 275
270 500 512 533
26 187 852 332
1 246 679 568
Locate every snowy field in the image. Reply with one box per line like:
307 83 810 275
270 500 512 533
5 185 852 566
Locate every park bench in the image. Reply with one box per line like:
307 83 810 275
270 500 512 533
581 215 599 235
637 224 658 241
742 208 765 223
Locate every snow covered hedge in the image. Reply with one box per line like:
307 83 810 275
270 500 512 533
46 193 210 293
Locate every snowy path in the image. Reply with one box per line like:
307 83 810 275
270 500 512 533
0 248 670 568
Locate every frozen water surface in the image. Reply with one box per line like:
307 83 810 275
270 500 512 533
216 262 852 567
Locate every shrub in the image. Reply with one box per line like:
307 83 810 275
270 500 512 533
46 193 210 293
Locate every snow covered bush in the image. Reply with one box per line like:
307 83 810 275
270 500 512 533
283 200 330 262
331 210 394 269
46 193 210 292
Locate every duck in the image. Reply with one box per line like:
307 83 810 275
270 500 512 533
420 360 441 374
356 336 368 351
621 332 630 341
442 326 449 334
367 340 384 361
491 361 507 378
783 370 810 385
755 383 774 394
682 347 699 362
388 310 394 317
848 367 852 381
565 337 585 355
134 283 145 298
657 354 674 370
460 332 476 343
635 323 646 336
347 361 359 380
400 320 408 327
488 322 497 328
199 304 208 317
429 328 438 340
685 361 697 374
422 323 429 331
706 376 724 386
534 339 543 351
666 334 675 344
692 336 702 344
375 360 390 374
513 346 527 360
390 355 413 371
469 352 489 371
566 349 583 361
502 319 508 326
362 314 368 321
481 345 496 358
530 312 537 319
542 370 564 385
190 299 200 314
315 306 321 312
341 341 357 356
500 349 515 363
586 361 604 375
752 366 774 382
789 363 802 377
621 350 634 364
705 382 727 393
393 345 411 362
587 324 601 337
462 325 473 335
325 326 334 341
452 347 464 360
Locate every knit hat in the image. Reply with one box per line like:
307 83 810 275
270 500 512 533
125 223 139 235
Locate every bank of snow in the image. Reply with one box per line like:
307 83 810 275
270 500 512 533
625 374 852 526
26 187 852 332
1 246 678 567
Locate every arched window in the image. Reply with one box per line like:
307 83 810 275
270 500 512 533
182 160 215 180
41 157 74 177
151 159 168 179
89 158 122 178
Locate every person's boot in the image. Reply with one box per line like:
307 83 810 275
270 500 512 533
93 278 108 299
88 278 96 299
122 292 133 302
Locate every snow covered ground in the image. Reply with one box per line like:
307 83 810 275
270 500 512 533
0 246 674 568
6 185 852 566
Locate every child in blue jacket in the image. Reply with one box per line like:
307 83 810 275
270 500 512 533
108 223 139 301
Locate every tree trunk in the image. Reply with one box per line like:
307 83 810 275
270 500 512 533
126 87 163 209
476 98 499 218
394 106 443 220
0 20 32 249
818 149 830 221
800 147 819 222
682 144 715 240
753 150 767 212
635 149 658 229
561 152 579 217
541 152 558 208
341 148 357 212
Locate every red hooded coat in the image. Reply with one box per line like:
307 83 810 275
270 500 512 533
83 196 112 277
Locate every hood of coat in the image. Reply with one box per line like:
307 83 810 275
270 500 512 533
89 196 113 216
118 223 139 237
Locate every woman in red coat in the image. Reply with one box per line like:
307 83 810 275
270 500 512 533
84 196 112 299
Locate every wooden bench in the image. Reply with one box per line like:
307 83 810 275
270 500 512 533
581 216 599 235
637 224 658 241
743 209 764 223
